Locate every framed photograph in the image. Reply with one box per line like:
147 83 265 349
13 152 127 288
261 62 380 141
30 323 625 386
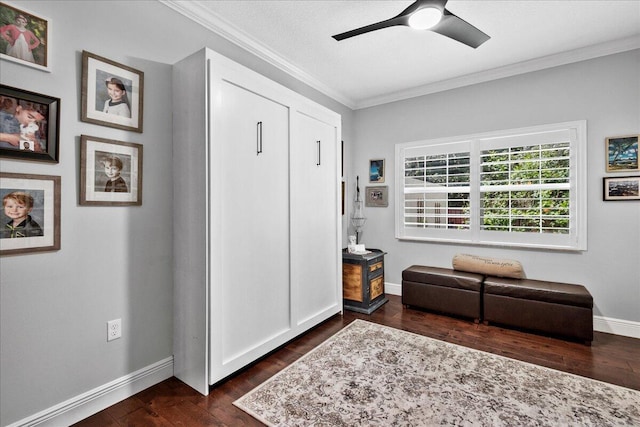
603 176 640 201
0 1 50 72
0 84 60 162
80 135 143 206
606 135 639 172
370 159 385 183
81 50 143 133
365 186 388 207
1 172 60 256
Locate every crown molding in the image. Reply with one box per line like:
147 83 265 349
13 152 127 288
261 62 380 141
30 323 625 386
161 0 639 111
160 0 357 109
356 35 640 109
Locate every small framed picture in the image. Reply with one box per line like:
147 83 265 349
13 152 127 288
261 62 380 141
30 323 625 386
365 186 388 207
603 176 640 201
0 1 51 72
606 135 639 172
1 172 60 256
370 159 385 183
81 50 144 133
0 84 60 162
80 135 143 206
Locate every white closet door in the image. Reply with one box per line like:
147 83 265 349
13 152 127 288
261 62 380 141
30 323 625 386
210 79 291 382
291 111 340 325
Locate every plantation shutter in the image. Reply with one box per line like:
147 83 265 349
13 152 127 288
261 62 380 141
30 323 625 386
479 131 571 234
403 144 471 230
396 121 586 250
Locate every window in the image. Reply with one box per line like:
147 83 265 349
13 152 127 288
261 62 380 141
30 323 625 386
395 121 587 250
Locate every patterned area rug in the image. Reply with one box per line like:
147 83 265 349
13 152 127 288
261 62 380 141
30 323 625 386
234 319 640 426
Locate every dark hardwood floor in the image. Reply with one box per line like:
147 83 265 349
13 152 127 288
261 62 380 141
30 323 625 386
73 295 640 426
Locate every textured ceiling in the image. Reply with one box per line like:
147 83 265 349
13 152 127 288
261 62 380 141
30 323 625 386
163 0 640 109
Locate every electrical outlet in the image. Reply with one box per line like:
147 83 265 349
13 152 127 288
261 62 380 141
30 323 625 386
107 319 122 342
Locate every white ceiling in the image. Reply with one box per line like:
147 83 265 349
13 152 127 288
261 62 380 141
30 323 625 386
163 0 640 109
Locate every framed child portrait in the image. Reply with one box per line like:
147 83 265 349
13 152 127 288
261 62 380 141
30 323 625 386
0 84 60 162
0 1 51 72
80 135 142 206
81 50 144 133
80 135 143 206
0 172 60 256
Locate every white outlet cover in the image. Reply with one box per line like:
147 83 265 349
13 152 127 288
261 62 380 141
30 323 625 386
107 319 122 341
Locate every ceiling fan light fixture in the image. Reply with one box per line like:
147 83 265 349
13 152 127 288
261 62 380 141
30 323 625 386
408 7 442 30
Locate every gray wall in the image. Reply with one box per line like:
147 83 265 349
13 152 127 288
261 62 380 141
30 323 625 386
349 49 640 322
0 1 353 425
1 1 637 425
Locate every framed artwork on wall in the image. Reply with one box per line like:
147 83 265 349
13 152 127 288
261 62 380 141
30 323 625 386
369 159 385 183
603 176 640 201
0 84 60 162
606 135 639 172
81 50 144 133
365 186 388 207
0 1 51 72
80 135 143 206
0 172 60 256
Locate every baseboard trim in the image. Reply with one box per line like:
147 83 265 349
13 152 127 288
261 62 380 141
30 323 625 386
386 281 640 339
593 316 640 339
386 282 402 296
7 356 174 427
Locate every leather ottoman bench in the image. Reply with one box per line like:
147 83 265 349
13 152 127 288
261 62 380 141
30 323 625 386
483 276 593 344
402 265 484 322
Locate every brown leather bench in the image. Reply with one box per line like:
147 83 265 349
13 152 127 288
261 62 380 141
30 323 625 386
483 276 593 344
402 265 484 322
402 263 594 344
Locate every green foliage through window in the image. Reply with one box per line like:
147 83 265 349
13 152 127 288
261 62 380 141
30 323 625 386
480 142 570 234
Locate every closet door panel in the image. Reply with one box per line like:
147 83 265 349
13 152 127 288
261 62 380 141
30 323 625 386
291 111 340 324
172 52 210 395
211 80 291 378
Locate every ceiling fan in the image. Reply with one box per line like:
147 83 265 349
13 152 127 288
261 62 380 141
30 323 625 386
332 0 490 48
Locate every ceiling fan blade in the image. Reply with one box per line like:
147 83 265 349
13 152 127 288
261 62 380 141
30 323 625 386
332 16 406 41
431 9 490 48
331 0 439 41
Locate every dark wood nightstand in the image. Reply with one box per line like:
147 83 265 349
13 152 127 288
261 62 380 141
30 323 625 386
342 248 388 314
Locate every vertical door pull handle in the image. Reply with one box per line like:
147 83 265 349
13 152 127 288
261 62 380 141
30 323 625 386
257 121 263 155
316 140 321 166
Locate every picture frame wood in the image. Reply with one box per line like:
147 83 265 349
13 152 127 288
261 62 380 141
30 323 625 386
0 172 60 256
0 1 51 72
606 135 639 172
80 135 143 206
0 84 60 162
603 176 640 201
81 50 144 133
369 158 385 183
365 186 388 207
